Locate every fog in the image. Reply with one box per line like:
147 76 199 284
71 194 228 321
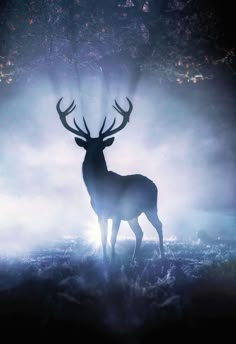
0 69 235 253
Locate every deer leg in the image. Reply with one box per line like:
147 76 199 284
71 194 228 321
145 209 164 258
128 218 143 260
111 218 121 261
98 216 108 261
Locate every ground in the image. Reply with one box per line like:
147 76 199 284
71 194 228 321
0 238 236 341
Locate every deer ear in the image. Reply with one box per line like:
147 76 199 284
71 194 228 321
103 137 114 148
74 137 87 149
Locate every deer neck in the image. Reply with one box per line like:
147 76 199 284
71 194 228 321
82 150 108 193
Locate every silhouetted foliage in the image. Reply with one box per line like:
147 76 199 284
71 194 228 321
0 0 235 85
0 239 236 340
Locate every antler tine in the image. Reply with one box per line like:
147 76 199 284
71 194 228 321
64 100 76 114
66 103 76 114
126 97 133 113
112 98 133 115
73 118 90 139
112 105 122 114
101 98 133 138
99 117 107 136
100 117 116 137
106 117 116 132
56 97 90 140
113 101 123 114
99 117 117 136
56 98 76 115
83 117 91 136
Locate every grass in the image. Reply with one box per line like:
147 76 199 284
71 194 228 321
0 238 236 341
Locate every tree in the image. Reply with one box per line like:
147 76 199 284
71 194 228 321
0 0 235 85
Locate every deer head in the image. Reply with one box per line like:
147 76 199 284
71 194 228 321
56 97 133 152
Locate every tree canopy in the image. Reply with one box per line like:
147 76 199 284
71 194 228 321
0 0 235 85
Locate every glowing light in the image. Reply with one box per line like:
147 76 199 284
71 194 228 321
85 220 112 248
86 223 101 247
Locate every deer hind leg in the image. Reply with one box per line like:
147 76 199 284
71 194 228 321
98 216 108 262
145 208 164 258
128 218 143 260
111 218 121 262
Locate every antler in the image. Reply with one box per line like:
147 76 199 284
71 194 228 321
56 97 91 140
100 97 133 138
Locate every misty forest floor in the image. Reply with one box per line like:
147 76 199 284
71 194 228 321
0 239 236 341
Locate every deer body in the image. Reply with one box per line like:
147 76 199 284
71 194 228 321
82 147 157 220
57 97 164 260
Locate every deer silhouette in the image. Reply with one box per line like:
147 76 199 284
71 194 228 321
56 97 164 261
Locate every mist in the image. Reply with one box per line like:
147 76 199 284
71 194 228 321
0 69 235 253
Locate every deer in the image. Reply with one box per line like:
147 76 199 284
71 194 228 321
56 97 164 261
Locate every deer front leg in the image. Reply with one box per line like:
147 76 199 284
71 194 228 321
98 216 108 261
128 218 143 260
111 218 121 262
